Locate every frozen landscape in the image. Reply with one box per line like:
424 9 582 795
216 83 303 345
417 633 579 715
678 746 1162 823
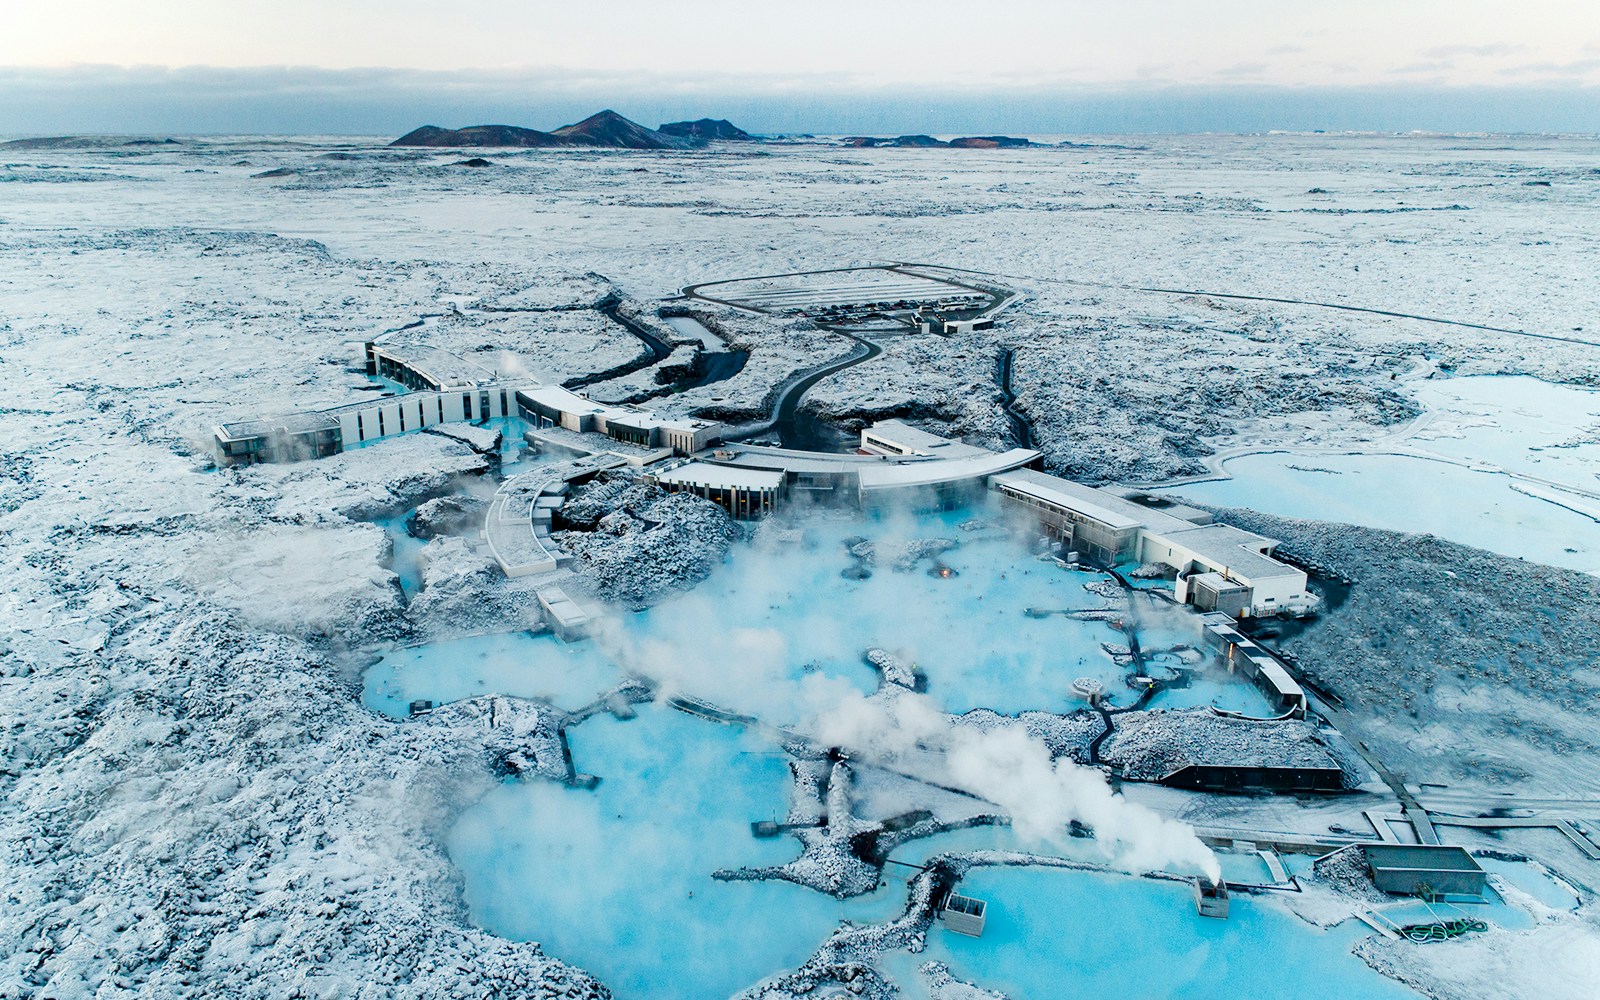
4 129 1600 1000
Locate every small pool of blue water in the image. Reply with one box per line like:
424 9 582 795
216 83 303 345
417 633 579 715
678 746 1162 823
477 415 541 476
879 866 1420 1000
1480 857 1580 911
364 632 623 717
1146 667 1275 716
372 514 427 597
449 706 906 1000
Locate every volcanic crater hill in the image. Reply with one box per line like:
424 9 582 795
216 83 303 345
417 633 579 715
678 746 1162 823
657 118 755 141
391 110 707 149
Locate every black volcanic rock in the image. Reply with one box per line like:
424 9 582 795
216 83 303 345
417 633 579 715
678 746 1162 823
658 118 754 141
390 124 563 148
553 110 699 149
893 134 946 147
450 157 494 167
250 167 297 178
950 135 1031 148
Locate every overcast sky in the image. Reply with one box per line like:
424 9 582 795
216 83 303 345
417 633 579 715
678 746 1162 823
3 1 1598 134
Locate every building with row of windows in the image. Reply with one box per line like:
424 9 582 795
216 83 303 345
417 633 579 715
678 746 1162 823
648 420 1040 518
214 340 721 466
514 385 722 455
214 385 524 466
989 468 1315 618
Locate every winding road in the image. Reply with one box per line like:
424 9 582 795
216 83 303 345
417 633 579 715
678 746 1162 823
562 296 675 390
724 330 884 450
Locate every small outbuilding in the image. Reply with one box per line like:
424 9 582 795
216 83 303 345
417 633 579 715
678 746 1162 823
940 893 988 937
1364 845 1487 898
1193 877 1230 918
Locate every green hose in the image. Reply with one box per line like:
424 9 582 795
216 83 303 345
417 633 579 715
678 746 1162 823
1400 918 1488 942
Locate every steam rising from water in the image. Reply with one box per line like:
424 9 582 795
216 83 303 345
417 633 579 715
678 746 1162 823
810 685 1221 882
586 507 1221 882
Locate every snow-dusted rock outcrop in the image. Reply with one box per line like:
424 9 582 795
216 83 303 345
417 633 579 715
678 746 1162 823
404 536 549 639
231 432 491 523
552 480 738 608
1205 506 1600 795
0 605 606 999
407 493 489 539
1098 709 1360 786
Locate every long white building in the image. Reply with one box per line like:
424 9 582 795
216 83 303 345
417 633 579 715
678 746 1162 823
650 420 1039 517
214 385 524 466
515 385 722 455
989 468 1313 618
214 353 721 466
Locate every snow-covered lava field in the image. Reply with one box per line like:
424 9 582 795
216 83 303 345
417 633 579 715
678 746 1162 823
4 133 1600 999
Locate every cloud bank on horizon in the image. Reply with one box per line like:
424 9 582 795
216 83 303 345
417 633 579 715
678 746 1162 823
2 0 1598 134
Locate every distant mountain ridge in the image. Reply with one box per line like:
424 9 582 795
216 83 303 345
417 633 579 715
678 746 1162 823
389 113 1045 152
842 134 1034 149
391 110 705 149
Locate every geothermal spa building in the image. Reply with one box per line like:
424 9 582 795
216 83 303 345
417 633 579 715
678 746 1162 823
650 419 1039 513
989 469 1313 619
214 341 721 467
213 337 1309 621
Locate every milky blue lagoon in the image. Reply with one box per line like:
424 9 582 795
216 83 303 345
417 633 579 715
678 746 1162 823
880 866 1419 1000
1157 377 1600 575
398 500 1437 998
448 706 907 1000
364 631 622 717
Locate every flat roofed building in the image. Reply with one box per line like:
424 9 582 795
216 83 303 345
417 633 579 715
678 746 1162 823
1161 762 1346 793
517 385 610 434
990 468 1156 564
682 436 1037 515
857 448 1039 510
516 386 722 455
1148 523 1310 617
652 462 783 519
365 342 496 392
1187 571 1251 617
940 893 987 937
214 385 525 466
1364 845 1487 897
214 411 342 466
538 584 592 642
989 469 1311 617
860 419 990 459
1241 654 1308 718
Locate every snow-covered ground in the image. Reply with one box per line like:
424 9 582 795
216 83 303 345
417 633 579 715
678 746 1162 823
4 133 1600 999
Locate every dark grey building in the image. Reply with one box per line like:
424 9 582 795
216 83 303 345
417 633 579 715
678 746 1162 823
1364 845 1487 897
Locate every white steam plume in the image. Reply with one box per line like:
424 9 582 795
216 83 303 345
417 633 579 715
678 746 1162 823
808 686 1220 882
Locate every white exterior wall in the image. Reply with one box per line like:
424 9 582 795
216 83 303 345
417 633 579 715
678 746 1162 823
338 390 502 446
338 410 362 444
1246 572 1310 614
1142 530 1308 616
